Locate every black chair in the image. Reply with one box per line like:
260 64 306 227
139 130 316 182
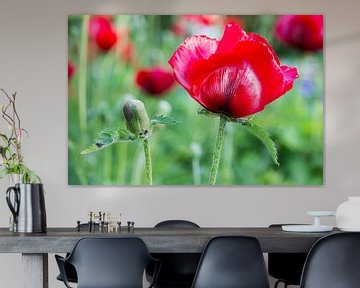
56 223 99 284
55 237 160 288
300 232 360 288
268 224 308 288
56 262 77 284
191 236 270 288
147 220 201 288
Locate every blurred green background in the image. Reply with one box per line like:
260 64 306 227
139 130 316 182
68 15 323 185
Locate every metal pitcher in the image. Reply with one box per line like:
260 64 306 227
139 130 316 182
6 183 47 233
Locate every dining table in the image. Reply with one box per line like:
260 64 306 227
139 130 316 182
0 226 339 288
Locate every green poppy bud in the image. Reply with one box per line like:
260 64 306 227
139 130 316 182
123 99 150 138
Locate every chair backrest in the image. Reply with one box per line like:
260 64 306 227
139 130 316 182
191 236 270 288
150 220 201 286
300 232 360 288
67 237 154 288
155 220 200 228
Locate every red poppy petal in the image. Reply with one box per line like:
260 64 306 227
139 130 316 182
96 29 117 51
275 15 323 51
247 32 280 65
197 64 262 118
301 15 323 50
229 40 285 105
227 65 264 117
89 16 113 41
192 39 295 117
168 35 218 91
282 66 299 91
135 67 175 96
216 23 246 54
202 41 282 105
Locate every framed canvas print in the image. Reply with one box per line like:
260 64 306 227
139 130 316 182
68 15 323 186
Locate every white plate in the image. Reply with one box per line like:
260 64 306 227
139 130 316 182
307 211 336 217
282 225 333 232
338 227 360 232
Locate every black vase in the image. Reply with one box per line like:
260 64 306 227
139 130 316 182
6 183 47 233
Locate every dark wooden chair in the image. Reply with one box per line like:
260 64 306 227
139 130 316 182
56 237 160 288
56 223 98 284
300 232 360 288
147 220 201 288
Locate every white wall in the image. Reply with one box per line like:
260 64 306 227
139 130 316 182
1 0 360 287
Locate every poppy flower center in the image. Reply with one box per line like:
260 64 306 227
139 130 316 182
199 64 261 116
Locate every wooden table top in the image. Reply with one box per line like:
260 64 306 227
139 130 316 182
0 227 340 253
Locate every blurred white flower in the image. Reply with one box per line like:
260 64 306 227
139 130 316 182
190 142 202 158
157 100 172 115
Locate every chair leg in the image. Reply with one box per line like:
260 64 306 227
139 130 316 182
274 280 289 288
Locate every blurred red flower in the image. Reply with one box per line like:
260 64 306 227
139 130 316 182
223 16 244 28
171 22 186 37
169 23 298 118
68 60 75 81
275 15 323 51
89 16 117 51
135 67 175 96
121 42 134 62
117 27 135 63
183 15 221 26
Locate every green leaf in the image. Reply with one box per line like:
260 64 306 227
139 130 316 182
243 123 279 166
0 133 8 142
18 164 41 184
10 153 17 161
0 146 8 157
26 170 42 184
21 128 29 137
151 115 181 126
80 144 101 155
81 128 136 155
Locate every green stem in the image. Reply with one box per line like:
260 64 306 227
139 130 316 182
103 147 112 184
143 138 152 185
222 124 234 184
118 143 128 184
131 148 144 185
78 15 89 134
209 115 227 185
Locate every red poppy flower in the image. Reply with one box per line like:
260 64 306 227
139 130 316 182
169 23 298 118
135 67 175 96
68 60 75 81
275 15 323 51
89 16 117 51
171 22 186 37
223 16 244 28
183 15 220 26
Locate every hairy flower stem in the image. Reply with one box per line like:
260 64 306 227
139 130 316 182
143 138 153 185
209 115 227 185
